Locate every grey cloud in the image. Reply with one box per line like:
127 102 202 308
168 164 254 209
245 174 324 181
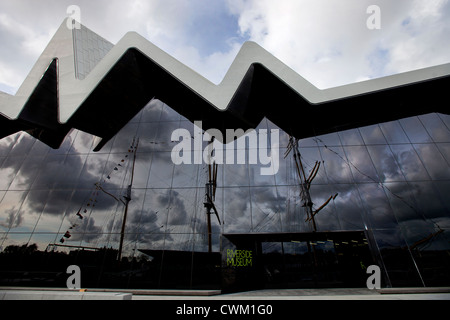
69 216 103 243
0 0 244 92
0 208 23 229
0 133 134 233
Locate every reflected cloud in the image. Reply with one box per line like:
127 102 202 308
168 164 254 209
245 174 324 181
0 102 449 261
0 208 23 229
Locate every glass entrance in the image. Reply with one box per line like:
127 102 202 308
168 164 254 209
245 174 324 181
222 231 375 292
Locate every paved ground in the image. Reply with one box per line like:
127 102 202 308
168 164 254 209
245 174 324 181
4 287 447 320
132 287 450 300
2 286 450 300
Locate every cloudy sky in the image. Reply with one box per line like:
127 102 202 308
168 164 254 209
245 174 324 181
0 0 449 95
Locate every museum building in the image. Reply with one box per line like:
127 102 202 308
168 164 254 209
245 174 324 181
0 20 449 291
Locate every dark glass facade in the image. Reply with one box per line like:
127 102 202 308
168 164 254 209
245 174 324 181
0 98 449 289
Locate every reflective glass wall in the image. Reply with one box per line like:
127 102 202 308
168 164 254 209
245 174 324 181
0 99 449 288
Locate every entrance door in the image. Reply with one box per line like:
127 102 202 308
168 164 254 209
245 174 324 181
222 231 374 292
260 237 372 288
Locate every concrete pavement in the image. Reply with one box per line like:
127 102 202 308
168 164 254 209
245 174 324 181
1 286 450 300
132 287 450 300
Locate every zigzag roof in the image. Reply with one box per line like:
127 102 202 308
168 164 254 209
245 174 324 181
1 18 449 151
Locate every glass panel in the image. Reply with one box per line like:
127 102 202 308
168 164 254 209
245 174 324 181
372 229 424 287
69 130 95 154
33 190 74 233
298 137 317 148
274 185 289 231
407 181 449 222
13 189 49 233
75 153 109 189
437 143 450 166
29 139 51 156
344 146 378 183
309 184 339 231
409 227 450 286
48 131 74 155
155 121 185 151
127 190 156 240
359 124 387 145
293 146 327 185
9 133 37 156
285 185 308 232
319 146 353 184
93 135 114 154
59 154 89 189
250 186 284 233
136 122 160 153
338 128 364 145
172 163 201 188
0 232 32 251
359 183 398 229
223 163 249 187
266 118 290 149
390 144 430 181
111 188 146 257
110 123 139 153
399 116 432 143
101 154 136 188
419 113 450 143
249 160 278 187
379 120 409 144
274 150 295 186
0 156 25 190
332 184 366 230
165 188 198 234
413 143 450 180
0 191 28 232
147 152 175 189
141 188 173 249
438 113 450 129
160 103 182 121
132 154 152 189
314 132 340 147
140 99 164 123
0 133 18 156
28 155 61 190
433 181 450 227
366 145 406 183
223 187 252 233
382 182 424 225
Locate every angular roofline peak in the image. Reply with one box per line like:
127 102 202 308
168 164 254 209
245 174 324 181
0 19 449 151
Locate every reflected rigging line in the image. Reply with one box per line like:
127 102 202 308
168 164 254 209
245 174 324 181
95 183 122 203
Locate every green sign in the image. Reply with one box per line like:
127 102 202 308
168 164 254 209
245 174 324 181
227 249 253 267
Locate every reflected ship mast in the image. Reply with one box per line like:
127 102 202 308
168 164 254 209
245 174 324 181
285 136 338 232
204 138 221 253
47 137 139 262
117 138 139 262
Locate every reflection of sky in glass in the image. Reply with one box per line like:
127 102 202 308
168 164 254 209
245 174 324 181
0 99 449 281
